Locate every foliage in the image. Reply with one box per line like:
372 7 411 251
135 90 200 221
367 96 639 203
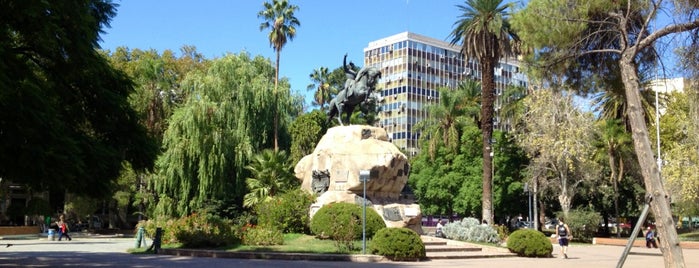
310 202 385 251
244 149 298 208
26 198 52 216
289 110 328 164
138 212 238 248
369 228 426 261
255 189 315 234
64 195 101 221
449 0 520 225
151 53 290 217
514 90 601 216
257 0 300 150
0 0 157 198
494 224 510 241
241 224 284 246
507 229 553 257
307 67 336 110
441 217 500 244
555 208 602 242
658 91 699 216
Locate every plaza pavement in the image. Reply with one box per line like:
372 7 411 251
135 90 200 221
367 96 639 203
1 233 698 267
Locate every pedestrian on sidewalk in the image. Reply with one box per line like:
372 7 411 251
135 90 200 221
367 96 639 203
555 217 572 258
57 215 72 241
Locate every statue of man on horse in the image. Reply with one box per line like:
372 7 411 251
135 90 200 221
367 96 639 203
327 54 382 126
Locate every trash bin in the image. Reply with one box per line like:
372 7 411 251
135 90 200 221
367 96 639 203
48 229 55 241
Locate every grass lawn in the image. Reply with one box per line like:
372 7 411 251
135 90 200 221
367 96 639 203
679 231 699 241
228 233 364 254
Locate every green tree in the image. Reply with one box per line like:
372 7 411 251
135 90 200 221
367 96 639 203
258 0 300 151
152 53 281 217
594 118 633 237
289 110 328 164
514 89 601 217
512 1 699 264
449 0 520 225
414 86 471 160
243 149 298 208
657 91 699 216
307 67 334 110
0 0 157 197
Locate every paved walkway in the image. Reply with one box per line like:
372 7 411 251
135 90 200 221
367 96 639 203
1 234 698 267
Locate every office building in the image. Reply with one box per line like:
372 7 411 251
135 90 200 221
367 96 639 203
363 32 527 156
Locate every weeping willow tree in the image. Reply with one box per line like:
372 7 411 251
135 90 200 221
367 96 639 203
151 52 294 217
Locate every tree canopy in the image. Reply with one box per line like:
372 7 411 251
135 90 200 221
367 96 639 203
0 0 157 197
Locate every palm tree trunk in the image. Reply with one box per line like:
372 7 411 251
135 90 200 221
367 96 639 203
619 52 685 267
274 50 280 151
481 57 495 225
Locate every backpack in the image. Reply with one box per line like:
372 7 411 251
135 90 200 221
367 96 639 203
557 224 568 237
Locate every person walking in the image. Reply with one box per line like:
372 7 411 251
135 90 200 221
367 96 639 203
57 215 72 241
555 217 572 258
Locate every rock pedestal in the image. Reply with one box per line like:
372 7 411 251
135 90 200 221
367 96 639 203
294 125 422 233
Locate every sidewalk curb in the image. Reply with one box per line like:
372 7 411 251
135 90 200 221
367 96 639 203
159 248 388 262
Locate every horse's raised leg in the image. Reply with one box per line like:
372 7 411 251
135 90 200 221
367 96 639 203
336 103 345 126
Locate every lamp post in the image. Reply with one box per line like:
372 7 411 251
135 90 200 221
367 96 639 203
524 183 532 228
359 170 371 255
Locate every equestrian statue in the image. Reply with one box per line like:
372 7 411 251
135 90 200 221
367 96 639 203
327 54 381 126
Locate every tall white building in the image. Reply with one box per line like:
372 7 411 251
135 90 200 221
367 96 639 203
363 32 527 156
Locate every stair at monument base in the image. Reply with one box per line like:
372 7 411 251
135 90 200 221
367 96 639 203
421 236 518 259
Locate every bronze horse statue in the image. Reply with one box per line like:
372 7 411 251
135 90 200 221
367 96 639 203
327 66 381 125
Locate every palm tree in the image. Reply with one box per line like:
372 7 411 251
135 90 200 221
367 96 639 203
243 149 298 208
415 86 471 160
307 66 333 110
449 0 519 225
258 0 300 151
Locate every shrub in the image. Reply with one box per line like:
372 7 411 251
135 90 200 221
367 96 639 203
310 202 385 251
173 212 238 248
255 189 315 234
137 212 238 248
507 229 553 257
241 224 284 246
441 217 500 244
370 228 425 261
556 208 602 242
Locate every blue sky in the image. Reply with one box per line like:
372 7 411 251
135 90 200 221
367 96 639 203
99 0 491 105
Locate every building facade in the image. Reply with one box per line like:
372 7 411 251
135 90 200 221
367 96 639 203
363 32 527 156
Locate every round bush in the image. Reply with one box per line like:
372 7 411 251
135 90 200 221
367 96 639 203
310 202 385 240
241 225 284 246
369 228 426 261
507 229 553 257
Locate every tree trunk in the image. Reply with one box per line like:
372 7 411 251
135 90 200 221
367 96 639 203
274 50 280 151
619 53 685 267
609 147 621 237
480 57 495 225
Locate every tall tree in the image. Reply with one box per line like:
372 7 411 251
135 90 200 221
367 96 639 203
0 0 157 197
514 89 601 217
258 0 300 151
512 1 699 265
307 67 334 110
414 86 471 160
152 53 280 217
449 0 520 225
657 91 699 216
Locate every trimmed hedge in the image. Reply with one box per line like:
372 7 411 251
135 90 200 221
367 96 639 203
310 202 385 240
255 189 315 234
370 228 426 261
507 229 553 257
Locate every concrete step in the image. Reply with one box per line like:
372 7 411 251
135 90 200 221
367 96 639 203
425 245 482 252
420 235 517 260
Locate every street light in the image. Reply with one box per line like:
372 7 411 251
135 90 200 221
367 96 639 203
359 170 371 255
524 183 532 228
